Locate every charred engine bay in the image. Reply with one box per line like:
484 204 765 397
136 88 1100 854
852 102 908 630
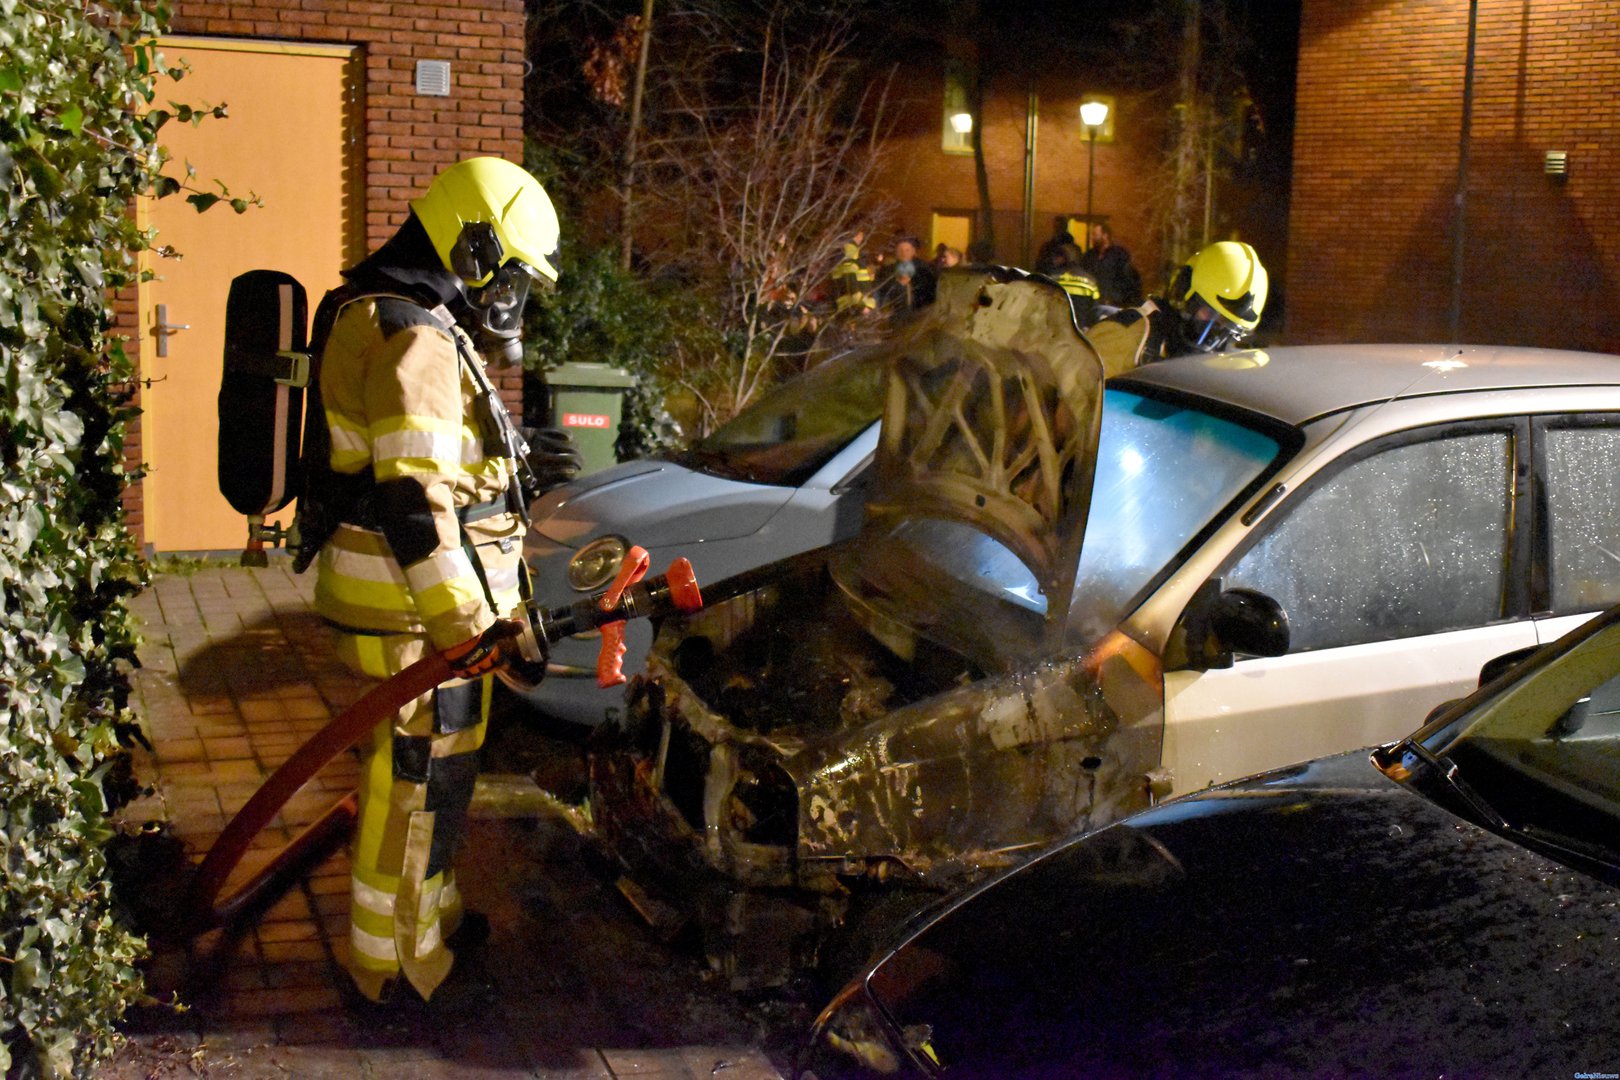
669 558 978 738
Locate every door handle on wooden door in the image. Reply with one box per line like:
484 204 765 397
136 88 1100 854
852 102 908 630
153 304 191 357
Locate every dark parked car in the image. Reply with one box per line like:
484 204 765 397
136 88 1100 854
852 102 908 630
802 603 1620 1078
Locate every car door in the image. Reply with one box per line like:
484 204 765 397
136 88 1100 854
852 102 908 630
1530 414 1620 645
1161 417 1537 794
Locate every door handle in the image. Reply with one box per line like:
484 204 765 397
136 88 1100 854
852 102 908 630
153 304 191 357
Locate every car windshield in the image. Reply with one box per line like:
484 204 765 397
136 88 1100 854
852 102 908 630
886 389 1287 644
663 349 885 487
1068 389 1286 642
1413 612 1620 869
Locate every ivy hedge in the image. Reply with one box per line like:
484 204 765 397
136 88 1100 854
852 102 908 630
0 0 210 1074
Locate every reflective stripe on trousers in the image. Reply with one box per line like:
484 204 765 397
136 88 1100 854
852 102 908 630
334 630 489 1003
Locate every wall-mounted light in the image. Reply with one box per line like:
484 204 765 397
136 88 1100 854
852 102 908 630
950 111 973 135
1545 150 1569 178
1079 100 1110 129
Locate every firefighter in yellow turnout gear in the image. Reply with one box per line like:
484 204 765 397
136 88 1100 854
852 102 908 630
308 157 562 1004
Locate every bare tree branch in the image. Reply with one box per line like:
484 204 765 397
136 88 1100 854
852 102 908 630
636 1 895 427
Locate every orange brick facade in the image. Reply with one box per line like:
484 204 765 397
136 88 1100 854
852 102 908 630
122 0 526 549
1288 0 1620 352
875 71 1167 290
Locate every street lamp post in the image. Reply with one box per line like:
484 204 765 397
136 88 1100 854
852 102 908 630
1080 99 1110 245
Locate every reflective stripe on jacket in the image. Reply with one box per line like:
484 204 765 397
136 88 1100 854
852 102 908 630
313 297 523 647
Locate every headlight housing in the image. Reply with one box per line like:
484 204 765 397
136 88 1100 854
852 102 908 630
801 980 912 1078
568 535 628 591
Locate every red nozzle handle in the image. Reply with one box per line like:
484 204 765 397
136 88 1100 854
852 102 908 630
663 557 703 612
591 549 706 688
601 545 652 611
596 546 651 688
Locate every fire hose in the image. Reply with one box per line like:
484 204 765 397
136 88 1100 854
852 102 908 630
179 546 700 934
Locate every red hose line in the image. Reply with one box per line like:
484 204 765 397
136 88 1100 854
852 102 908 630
183 651 454 932
209 792 358 929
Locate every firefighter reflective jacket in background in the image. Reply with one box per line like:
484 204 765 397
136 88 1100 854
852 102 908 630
1086 298 1172 375
312 290 523 1003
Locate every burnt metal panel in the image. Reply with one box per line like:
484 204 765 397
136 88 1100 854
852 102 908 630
847 272 1105 661
786 631 1164 881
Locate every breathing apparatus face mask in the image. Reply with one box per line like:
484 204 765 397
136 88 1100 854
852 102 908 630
448 222 543 366
1179 292 1250 353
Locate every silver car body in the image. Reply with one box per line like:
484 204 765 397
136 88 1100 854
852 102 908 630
522 419 879 726
1116 345 1620 791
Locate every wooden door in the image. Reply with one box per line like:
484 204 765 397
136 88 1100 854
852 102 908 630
930 212 973 258
138 37 360 553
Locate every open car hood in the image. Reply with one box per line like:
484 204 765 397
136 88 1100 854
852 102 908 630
830 269 1106 672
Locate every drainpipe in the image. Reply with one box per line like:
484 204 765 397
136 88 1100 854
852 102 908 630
1448 0 1479 343
1022 85 1038 268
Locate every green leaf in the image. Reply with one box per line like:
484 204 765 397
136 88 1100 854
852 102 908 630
185 192 220 212
13 504 45 551
58 103 83 135
0 67 20 92
13 950 41 994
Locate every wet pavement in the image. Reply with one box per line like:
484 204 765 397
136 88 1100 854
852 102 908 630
105 561 801 1079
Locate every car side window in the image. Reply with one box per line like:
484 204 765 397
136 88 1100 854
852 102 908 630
1542 423 1620 615
1224 430 1513 653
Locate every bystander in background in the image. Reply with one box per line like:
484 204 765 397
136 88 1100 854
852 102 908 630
1080 222 1143 308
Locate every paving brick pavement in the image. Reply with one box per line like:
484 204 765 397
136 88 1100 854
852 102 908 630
104 561 789 1079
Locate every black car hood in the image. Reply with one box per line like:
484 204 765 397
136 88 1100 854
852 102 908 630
865 750 1620 1078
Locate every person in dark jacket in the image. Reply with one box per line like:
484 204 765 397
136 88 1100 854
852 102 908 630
874 234 936 315
1079 222 1142 307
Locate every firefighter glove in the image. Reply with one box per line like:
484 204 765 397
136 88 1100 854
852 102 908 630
521 426 584 497
444 620 519 679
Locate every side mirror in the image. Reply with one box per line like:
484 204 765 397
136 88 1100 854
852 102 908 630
1476 646 1537 688
1177 580 1290 671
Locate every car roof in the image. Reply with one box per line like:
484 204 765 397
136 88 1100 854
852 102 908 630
1110 343 1620 427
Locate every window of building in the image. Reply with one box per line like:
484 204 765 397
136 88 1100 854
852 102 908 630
942 63 973 155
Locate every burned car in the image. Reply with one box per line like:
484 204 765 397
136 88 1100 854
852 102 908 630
589 269 1620 987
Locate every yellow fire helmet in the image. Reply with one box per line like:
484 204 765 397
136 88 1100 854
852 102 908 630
1178 240 1268 334
410 157 561 286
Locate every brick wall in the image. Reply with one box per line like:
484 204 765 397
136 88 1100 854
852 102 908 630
875 65 1169 288
1288 0 1620 352
172 0 526 251
122 0 527 547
